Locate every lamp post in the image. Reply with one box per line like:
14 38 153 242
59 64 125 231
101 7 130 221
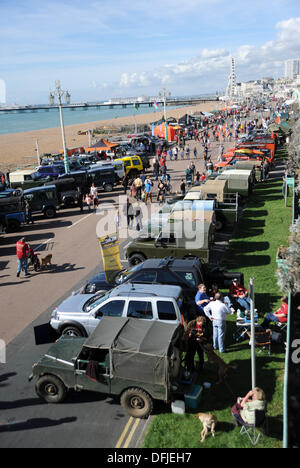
158 88 171 142
49 80 70 174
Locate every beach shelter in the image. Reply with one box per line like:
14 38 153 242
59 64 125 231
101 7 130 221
85 138 119 153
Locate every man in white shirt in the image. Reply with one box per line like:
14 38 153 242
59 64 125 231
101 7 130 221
204 292 231 353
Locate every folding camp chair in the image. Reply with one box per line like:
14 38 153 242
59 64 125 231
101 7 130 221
240 410 267 446
247 327 272 356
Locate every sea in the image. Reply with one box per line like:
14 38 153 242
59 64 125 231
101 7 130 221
0 104 184 136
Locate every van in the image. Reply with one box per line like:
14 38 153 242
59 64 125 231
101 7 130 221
23 186 60 219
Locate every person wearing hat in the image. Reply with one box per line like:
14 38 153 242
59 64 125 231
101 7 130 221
16 237 30 278
230 278 251 311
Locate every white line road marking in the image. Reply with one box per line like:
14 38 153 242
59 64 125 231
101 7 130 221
67 213 93 229
33 238 54 252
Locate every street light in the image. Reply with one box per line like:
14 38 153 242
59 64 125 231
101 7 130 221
49 80 70 174
158 87 171 122
158 88 171 142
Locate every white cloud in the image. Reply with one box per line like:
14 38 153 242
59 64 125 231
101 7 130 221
118 16 300 93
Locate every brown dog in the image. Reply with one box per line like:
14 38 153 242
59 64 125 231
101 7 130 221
41 254 52 268
198 413 218 443
202 343 236 384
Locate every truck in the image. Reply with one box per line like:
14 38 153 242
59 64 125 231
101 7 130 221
29 317 186 419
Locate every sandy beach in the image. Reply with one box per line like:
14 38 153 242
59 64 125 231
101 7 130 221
0 101 223 171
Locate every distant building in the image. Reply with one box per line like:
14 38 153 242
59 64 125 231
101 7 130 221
284 59 300 79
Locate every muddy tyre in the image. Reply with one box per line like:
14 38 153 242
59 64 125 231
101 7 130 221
120 387 153 419
36 375 67 404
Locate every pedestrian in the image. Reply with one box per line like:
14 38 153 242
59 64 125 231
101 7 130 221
77 187 84 212
184 316 208 373
180 148 185 160
185 145 190 159
173 147 178 160
203 292 231 353
144 178 153 204
90 183 98 209
25 198 34 224
16 237 30 278
193 147 198 159
180 179 186 196
263 160 270 182
85 194 92 212
153 159 160 181
195 284 211 316
134 175 143 200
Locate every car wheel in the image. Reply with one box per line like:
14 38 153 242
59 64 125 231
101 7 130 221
128 253 146 267
36 375 67 404
61 325 85 338
215 215 226 232
44 207 56 219
104 184 113 192
121 388 153 419
7 220 21 232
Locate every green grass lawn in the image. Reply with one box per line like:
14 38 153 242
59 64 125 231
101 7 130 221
142 149 292 449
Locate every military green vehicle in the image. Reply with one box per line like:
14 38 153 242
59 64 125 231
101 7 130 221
215 169 254 197
9 170 47 190
184 181 239 230
125 217 214 266
29 317 185 419
228 160 262 181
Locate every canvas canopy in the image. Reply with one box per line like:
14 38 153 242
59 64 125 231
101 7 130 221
85 139 119 152
84 317 180 385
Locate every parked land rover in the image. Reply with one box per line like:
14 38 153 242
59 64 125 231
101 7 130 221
50 283 184 338
23 186 60 219
29 317 185 418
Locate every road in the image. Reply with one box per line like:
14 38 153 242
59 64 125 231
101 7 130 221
0 133 234 448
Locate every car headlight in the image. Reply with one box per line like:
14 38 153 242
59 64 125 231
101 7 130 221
51 307 58 320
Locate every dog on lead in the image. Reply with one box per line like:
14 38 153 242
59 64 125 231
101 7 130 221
41 254 53 269
197 413 218 443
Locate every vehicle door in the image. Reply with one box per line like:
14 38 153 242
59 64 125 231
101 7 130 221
87 299 126 334
154 232 177 258
125 300 154 320
25 192 43 212
75 347 111 393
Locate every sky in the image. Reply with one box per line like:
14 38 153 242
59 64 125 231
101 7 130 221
0 0 300 104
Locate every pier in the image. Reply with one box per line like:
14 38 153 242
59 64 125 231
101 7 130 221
0 97 219 114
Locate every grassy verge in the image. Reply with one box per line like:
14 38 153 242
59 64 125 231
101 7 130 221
142 148 292 449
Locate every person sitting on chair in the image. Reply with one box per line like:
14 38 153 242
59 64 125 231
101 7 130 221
230 278 251 312
260 297 288 330
231 388 266 427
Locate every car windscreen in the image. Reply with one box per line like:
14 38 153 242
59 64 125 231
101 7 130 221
174 271 197 287
114 263 144 285
83 291 113 312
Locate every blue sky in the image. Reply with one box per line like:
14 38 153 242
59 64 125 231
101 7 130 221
1 0 300 104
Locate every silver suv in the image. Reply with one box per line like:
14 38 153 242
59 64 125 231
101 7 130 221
50 283 183 337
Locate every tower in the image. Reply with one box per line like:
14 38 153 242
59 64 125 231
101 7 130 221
226 57 237 99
